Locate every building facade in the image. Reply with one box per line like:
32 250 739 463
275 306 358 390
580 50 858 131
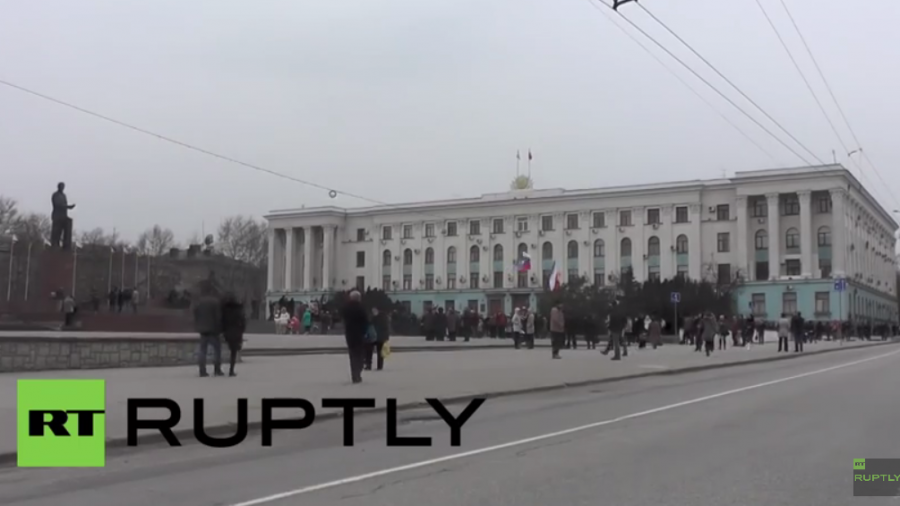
265 165 899 324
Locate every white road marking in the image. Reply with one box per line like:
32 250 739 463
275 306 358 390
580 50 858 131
637 365 669 370
228 348 900 506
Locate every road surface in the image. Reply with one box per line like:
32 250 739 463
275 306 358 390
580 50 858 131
2 345 898 505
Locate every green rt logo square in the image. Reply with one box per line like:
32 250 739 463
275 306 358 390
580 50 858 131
17 379 106 467
854 459 866 470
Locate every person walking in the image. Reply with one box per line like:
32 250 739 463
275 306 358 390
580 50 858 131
648 315 662 349
446 309 459 342
792 311 805 353
341 290 369 383
221 292 246 377
549 303 565 359
301 307 312 334
701 312 717 357
365 306 390 371
523 307 535 349
777 313 791 352
512 308 524 349
717 315 728 350
193 284 223 377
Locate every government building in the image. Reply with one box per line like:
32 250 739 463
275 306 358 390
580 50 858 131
265 165 899 325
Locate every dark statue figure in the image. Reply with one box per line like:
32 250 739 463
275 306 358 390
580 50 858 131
50 182 75 250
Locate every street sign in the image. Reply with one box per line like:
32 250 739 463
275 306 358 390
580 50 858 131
833 278 846 292
670 292 681 303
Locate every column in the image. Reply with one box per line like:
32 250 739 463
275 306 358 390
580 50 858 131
688 204 702 280
735 196 748 280
830 189 846 278
303 226 312 291
766 193 780 280
284 227 294 290
323 225 333 291
267 227 276 292
798 190 812 277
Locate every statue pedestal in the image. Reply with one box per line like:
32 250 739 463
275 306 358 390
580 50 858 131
37 248 75 311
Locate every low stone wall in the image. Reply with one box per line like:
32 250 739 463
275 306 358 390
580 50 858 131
0 337 210 372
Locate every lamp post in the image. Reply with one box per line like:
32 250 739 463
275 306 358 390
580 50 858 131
5 234 16 301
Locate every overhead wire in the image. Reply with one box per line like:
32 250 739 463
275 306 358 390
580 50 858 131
585 0 780 164
587 0 818 167
632 1 828 166
773 0 900 210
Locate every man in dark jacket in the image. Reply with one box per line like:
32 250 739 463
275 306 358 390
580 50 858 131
365 307 390 371
193 285 223 377
792 311 805 352
341 290 369 383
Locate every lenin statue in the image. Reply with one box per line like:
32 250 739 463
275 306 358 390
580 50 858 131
50 182 75 250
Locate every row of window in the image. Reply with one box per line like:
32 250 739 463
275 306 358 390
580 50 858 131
754 227 832 250
750 194 833 218
749 292 833 316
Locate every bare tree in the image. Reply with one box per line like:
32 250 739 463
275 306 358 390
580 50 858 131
10 212 51 244
137 225 176 256
0 196 19 233
217 215 268 268
78 227 114 246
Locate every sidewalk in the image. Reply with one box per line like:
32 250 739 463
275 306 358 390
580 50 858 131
1 339 893 460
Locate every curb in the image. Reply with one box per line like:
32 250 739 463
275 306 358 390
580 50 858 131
1 340 894 466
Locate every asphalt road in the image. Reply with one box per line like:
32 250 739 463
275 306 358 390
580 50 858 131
2 345 899 506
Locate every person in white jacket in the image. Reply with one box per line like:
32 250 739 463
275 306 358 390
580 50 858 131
512 308 524 349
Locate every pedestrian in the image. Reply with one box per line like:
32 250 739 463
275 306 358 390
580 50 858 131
523 307 535 349
423 307 435 341
220 292 245 377
341 290 369 383
193 284 223 377
648 315 662 349
777 313 791 352
717 315 728 350
365 307 390 371
446 309 458 342
131 288 139 314
549 303 565 359
512 307 523 349
701 312 717 357
302 307 312 334
63 293 76 327
792 311 805 353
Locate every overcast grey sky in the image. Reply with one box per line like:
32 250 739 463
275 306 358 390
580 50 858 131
1 0 898 243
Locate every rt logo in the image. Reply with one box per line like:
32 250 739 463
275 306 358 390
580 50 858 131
17 379 106 467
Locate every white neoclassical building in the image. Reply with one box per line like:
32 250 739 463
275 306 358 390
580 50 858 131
266 165 898 324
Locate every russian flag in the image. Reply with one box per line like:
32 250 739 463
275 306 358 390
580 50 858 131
516 252 532 272
548 260 563 291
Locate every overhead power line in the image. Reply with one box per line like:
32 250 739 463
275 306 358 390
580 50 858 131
588 0 817 167
632 1 827 166
585 0 779 164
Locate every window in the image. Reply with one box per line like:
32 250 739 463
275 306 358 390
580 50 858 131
782 292 798 314
676 234 689 254
567 240 579 259
516 217 529 232
402 274 412 290
493 244 504 262
717 233 730 253
541 215 554 231
592 212 605 228
493 272 503 288
355 276 365 291
469 272 480 288
646 208 660 225
594 272 606 286
356 228 366 242
783 197 800 216
382 275 391 291
356 251 365 268
425 223 435 238
517 271 528 288
819 258 832 278
425 274 434 290
492 218 504 234
675 206 688 223
447 246 457 264
568 268 579 284
566 213 579 229
817 196 832 213
542 241 554 260
817 226 831 247
785 228 800 250
676 264 689 278
648 270 661 282
648 236 660 256
447 276 456 289
619 210 632 227
469 220 481 236
402 225 413 239
425 247 434 265
621 238 632 257
755 261 769 281
469 245 480 262
752 199 767 218
751 293 766 316
403 249 413 265
382 249 391 267
593 239 605 257
755 230 768 250
785 259 801 276
446 221 458 236
716 204 730 221
382 226 393 240
717 263 731 284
